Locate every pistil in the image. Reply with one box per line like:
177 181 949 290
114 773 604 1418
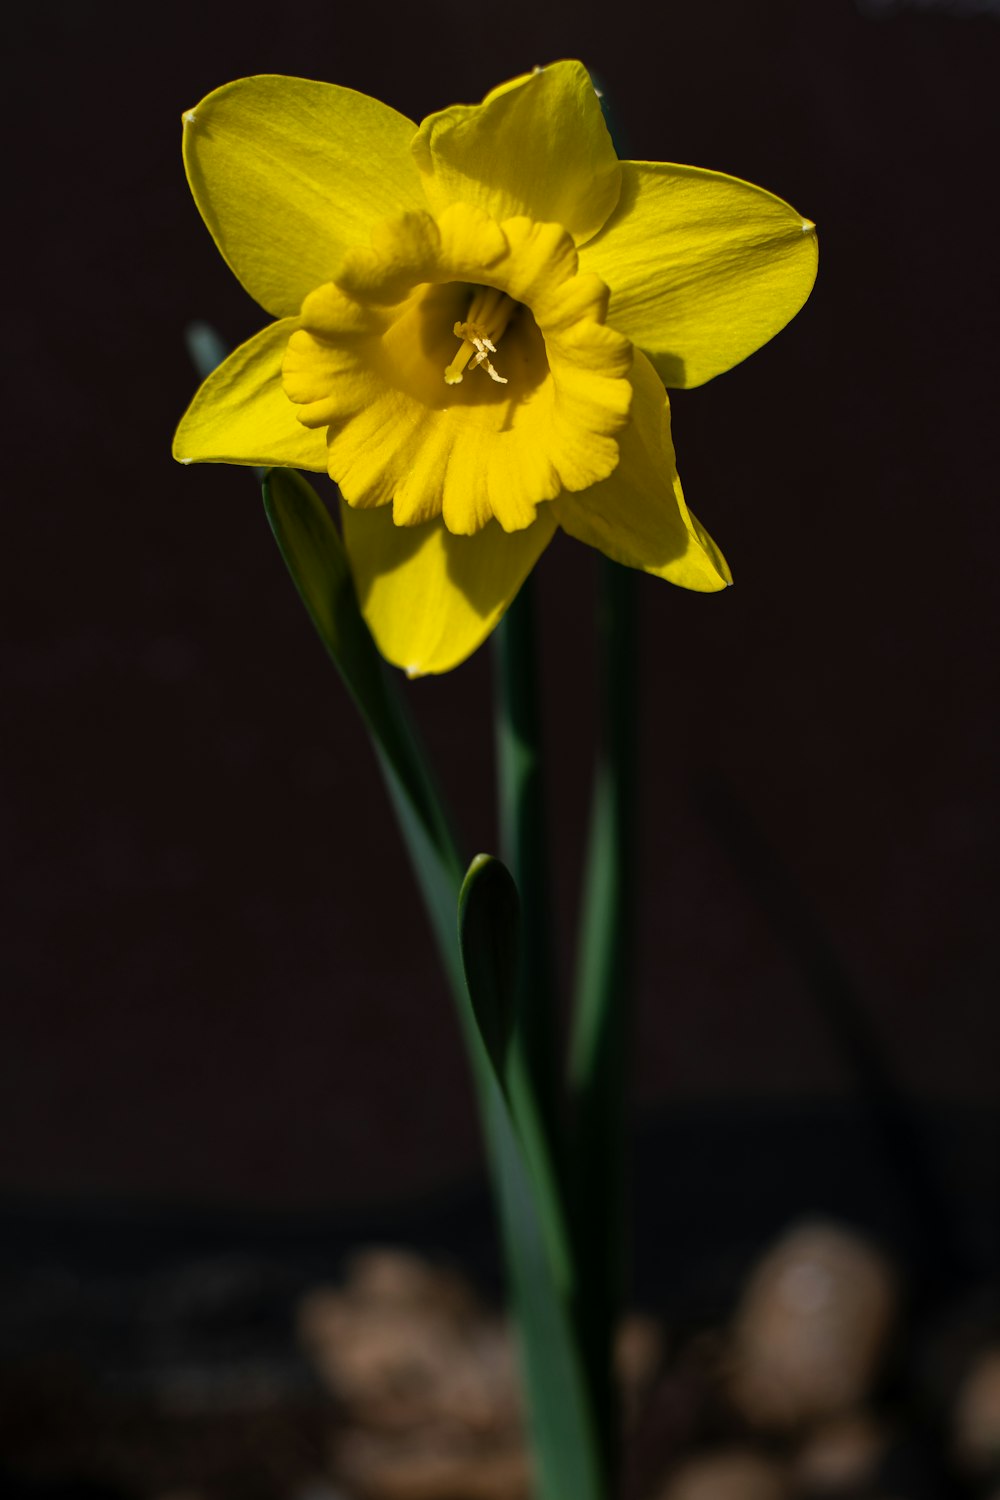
444 286 517 386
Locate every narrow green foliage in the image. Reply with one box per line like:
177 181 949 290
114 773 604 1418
493 581 562 1175
262 468 465 991
568 558 639 1476
459 855 605 1500
184 321 231 382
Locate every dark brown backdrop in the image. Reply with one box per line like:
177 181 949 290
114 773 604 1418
4 0 997 1220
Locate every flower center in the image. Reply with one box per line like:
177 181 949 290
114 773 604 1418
282 204 633 536
444 285 517 386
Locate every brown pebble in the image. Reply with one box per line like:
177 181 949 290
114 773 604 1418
656 1450 790 1500
298 1249 520 1433
727 1220 897 1429
954 1346 1000 1474
793 1411 886 1490
616 1313 664 1424
335 1429 529 1500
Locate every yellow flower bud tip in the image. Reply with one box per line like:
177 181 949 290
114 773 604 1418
443 286 516 386
183 110 197 125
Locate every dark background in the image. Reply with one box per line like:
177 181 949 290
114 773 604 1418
4 0 998 1291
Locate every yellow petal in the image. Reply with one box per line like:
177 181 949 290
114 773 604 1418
182 76 426 318
173 319 328 471
580 161 817 388
412 61 621 247
553 350 731 591
341 502 557 675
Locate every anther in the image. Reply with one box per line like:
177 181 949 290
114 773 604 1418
444 287 515 386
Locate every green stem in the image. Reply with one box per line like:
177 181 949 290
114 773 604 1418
493 576 560 1155
568 558 639 1481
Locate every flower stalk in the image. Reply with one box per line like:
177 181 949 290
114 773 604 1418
568 558 639 1475
494 577 561 1160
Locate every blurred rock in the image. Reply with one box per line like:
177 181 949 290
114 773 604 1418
298 1249 520 1433
621 1329 729 1500
954 1346 1000 1475
291 1484 358 1500
298 1249 527 1500
334 1430 528 1500
299 1249 673 1500
655 1450 790 1500
727 1221 897 1430
616 1314 664 1426
793 1412 886 1492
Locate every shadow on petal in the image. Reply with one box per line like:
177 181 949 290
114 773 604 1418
340 500 557 674
552 349 730 591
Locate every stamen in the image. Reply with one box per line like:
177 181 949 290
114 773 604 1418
443 287 516 386
444 337 479 385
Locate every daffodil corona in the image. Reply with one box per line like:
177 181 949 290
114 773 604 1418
175 62 817 674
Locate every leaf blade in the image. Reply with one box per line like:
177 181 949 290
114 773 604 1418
262 468 466 987
459 855 605 1500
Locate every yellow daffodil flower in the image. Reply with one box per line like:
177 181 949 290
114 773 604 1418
174 62 817 675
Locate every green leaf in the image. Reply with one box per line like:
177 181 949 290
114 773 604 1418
459 855 605 1500
262 468 466 993
184 320 231 382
